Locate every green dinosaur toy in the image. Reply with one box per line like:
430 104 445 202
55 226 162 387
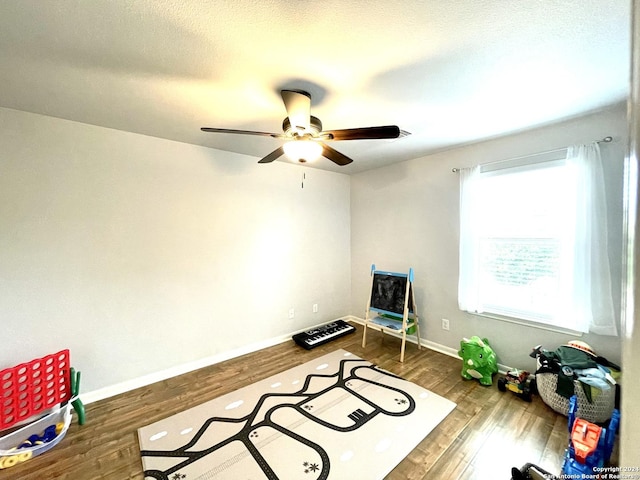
458 336 498 386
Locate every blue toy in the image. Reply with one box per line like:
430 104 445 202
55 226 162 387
561 395 619 477
17 424 61 449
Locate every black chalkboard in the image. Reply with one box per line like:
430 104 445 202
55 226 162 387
369 271 413 317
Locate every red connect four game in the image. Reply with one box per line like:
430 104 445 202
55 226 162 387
0 350 72 431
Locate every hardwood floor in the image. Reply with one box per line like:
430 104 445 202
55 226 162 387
0 323 601 479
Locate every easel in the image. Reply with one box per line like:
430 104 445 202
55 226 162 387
361 265 421 362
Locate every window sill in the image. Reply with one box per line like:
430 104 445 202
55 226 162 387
470 311 585 336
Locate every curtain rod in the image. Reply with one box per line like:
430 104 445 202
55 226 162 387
451 136 613 173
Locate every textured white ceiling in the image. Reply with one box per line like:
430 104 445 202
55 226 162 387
0 0 630 174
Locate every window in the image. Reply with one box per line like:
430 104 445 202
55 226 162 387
458 144 617 335
475 160 574 323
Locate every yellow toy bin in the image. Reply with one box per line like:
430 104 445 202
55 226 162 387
0 403 71 470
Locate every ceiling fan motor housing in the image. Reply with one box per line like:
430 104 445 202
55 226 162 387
282 116 322 137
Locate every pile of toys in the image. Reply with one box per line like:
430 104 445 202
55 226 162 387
0 420 67 469
456 336 621 479
457 335 536 402
0 350 85 470
0 403 73 470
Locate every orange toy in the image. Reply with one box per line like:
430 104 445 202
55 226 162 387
570 419 602 464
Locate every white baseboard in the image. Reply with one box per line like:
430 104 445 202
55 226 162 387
346 315 460 359
82 334 291 405
348 315 511 374
82 316 508 405
81 317 351 405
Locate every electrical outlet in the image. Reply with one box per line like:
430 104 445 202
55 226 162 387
442 318 450 331
312 304 318 313
289 308 295 319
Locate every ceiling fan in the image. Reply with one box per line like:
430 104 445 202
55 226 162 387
201 90 404 166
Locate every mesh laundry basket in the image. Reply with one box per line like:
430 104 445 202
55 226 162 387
536 372 615 423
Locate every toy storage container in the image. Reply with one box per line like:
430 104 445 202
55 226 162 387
0 403 72 469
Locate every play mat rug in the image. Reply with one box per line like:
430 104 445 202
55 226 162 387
138 349 456 480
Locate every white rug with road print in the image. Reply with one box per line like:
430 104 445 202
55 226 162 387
138 349 456 480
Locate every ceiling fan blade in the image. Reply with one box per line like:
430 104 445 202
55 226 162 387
281 90 311 132
322 125 401 141
258 146 285 164
201 127 283 138
321 143 353 166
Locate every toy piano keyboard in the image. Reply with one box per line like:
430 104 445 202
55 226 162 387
293 320 356 349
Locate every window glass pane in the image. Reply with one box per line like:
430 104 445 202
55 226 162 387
475 163 574 324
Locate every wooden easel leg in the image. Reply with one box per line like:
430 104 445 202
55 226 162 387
362 266 376 349
362 324 368 348
410 281 421 351
400 331 406 363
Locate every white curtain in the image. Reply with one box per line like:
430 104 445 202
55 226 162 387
566 143 617 336
457 165 482 313
457 144 618 336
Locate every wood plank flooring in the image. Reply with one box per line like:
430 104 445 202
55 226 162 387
0 323 604 479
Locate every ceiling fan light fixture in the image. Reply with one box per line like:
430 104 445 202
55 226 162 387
283 139 322 163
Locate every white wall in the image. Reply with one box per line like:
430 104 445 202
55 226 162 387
0 107 351 396
0 102 628 400
351 103 627 369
